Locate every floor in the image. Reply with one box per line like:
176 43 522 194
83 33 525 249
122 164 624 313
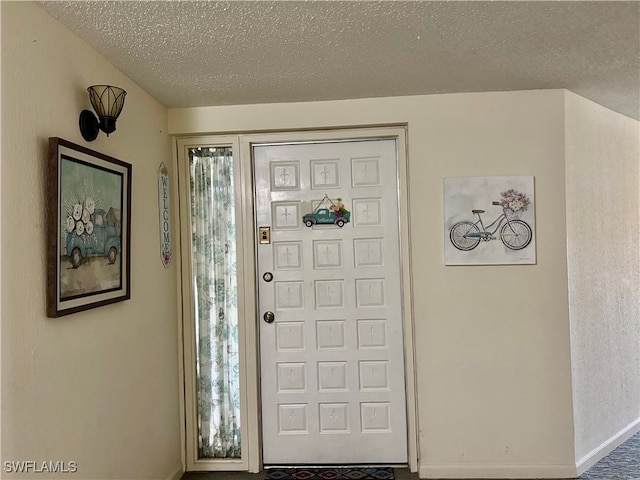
578 430 640 480
181 431 640 480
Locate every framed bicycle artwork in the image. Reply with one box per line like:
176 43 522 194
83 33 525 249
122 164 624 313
46 138 132 317
444 176 536 265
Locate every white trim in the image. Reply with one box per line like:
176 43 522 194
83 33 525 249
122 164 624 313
238 137 262 472
172 137 187 475
419 463 577 479
396 130 419 473
166 464 184 480
238 126 417 470
176 126 418 472
576 417 640 475
176 136 250 472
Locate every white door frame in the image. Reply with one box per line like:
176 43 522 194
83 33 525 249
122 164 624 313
176 135 253 472
176 126 418 473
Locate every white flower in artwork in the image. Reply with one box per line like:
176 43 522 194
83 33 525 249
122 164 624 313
65 216 75 233
82 208 90 224
500 189 530 212
85 197 95 214
509 200 524 211
85 221 94 235
72 203 83 221
75 220 85 235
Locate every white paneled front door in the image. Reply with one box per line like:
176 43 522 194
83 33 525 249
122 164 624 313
254 139 408 465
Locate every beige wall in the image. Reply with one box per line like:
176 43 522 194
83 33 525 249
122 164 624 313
169 90 578 478
565 92 640 471
1 3 181 479
4 2 638 479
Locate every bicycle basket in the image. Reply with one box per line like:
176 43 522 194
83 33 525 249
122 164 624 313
505 208 523 220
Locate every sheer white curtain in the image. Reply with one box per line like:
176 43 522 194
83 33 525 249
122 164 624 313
189 147 241 458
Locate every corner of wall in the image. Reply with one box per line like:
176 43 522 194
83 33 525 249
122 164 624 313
575 419 640 476
564 90 640 467
167 464 185 480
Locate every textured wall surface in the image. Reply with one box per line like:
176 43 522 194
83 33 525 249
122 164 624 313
169 90 578 479
565 91 640 464
1 3 181 479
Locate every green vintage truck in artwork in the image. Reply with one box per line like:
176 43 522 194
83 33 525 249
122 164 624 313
65 208 120 268
302 195 351 227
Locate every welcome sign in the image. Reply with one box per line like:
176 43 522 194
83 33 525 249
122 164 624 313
158 163 171 268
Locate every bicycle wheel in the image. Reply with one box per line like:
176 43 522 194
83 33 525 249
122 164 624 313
500 220 532 250
450 222 481 251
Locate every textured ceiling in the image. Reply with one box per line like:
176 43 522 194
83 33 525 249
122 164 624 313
38 1 640 120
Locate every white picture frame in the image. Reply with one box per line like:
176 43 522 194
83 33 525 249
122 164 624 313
444 176 536 265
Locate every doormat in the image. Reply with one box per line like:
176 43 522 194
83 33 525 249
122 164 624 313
265 467 394 480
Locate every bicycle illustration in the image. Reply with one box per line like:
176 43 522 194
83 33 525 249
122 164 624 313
449 201 532 251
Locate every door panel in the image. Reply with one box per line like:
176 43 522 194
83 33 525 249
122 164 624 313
255 139 407 465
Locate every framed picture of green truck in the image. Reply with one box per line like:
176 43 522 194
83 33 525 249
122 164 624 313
47 138 132 317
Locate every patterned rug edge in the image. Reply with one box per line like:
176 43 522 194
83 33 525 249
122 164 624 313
265 467 395 480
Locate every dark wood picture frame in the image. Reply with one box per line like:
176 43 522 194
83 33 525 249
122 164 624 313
47 138 132 317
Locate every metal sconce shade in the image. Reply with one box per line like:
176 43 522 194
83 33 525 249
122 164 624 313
79 85 127 141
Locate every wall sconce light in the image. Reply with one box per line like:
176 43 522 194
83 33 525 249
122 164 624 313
79 85 127 141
